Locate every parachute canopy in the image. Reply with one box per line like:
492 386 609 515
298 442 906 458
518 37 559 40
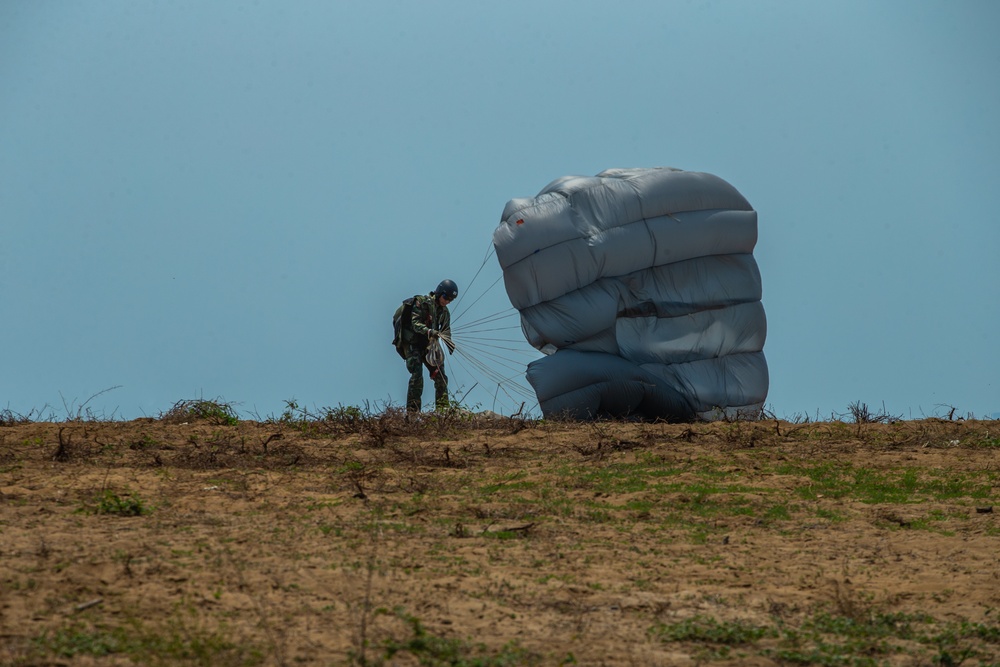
493 167 768 421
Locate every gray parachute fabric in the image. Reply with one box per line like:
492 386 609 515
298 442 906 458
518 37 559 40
493 167 768 421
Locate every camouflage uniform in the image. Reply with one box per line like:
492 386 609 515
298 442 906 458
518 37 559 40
402 293 451 412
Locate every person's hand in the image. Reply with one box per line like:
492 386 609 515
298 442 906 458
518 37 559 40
427 329 439 338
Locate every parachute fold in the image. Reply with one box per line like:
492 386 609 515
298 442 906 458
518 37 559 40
493 167 768 421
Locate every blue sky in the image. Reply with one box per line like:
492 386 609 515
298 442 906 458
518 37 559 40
2 0 997 420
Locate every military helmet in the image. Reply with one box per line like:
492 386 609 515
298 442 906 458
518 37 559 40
434 279 458 301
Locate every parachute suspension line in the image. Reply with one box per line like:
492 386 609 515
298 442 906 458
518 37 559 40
451 308 520 332
441 326 535 399
456 339 538 365
451 352 535 414
490 381 536 413
487 378 535 416
452 345 525 385
440 322 539 412
451 309 538 359
435 332 528 388
454 323 523 335
451 309 527 355
453 328 527 343
453 342 533 391
444 352 534 410
467 241 497 286
452 348 535 404
451 335 535 348
450 241 498 324
435 333 491 410
465 358 534 398
452 316 522 336
451 273 505 326
480 240 497 263
452 323 525 339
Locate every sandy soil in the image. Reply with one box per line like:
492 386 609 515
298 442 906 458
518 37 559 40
1 415 998 666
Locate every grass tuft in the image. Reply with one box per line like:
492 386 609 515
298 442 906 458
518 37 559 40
92 489 150 516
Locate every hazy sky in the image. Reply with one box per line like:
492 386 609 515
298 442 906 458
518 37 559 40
2 0 997 420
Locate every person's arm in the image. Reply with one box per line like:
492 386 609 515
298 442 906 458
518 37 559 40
410 297 431 337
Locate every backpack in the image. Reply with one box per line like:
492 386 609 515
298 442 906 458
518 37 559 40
391 295 421 359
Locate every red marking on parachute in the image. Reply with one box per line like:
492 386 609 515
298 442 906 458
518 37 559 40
516 219 524 225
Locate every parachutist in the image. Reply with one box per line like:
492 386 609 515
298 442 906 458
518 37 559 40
394 279 458 413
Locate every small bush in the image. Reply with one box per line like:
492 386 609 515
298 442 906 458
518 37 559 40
845 401 901 425
161 399 239 425
94 490 149 516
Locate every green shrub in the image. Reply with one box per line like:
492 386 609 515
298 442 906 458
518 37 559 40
162 399 239 425
94 490 149 516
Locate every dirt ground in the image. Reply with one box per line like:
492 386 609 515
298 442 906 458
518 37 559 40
1 414 998 666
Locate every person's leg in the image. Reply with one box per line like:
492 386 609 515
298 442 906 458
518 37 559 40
405 353 424 412
433 366 449 411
